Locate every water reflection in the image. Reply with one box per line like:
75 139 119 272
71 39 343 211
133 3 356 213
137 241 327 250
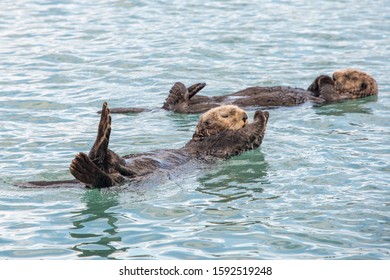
196 151 269 203
70 189 124 259
313 96 377 116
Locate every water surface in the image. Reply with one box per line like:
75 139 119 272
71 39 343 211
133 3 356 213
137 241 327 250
0 0 389 259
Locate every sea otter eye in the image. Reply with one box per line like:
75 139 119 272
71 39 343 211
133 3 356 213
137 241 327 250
360 82 367 90
221 114 229 118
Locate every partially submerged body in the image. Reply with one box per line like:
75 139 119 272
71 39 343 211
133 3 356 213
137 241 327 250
108 69 378 114
21 103 269 188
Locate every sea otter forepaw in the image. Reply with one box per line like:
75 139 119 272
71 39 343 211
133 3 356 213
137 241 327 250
254 111 269 124
307 75 333 96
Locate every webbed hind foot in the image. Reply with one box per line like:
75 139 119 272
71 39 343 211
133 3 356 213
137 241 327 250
70 152 115 188
162 82 206 112
187 82 206 99
89 102 111 171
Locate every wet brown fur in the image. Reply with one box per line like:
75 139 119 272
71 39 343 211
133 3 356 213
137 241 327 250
22 103 268 188
70 103 268 188
333 69 378 99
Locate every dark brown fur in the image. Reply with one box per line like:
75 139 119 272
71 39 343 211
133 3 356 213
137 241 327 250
107 69 377 114
22 103 268 188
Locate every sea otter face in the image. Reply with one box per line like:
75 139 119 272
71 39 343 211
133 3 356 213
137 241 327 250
193 105 249 140
332 69 378 99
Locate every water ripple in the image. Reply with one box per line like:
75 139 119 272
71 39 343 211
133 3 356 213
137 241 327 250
0 0 389 260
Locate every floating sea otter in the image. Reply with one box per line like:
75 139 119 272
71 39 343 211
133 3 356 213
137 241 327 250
21 103 269 188
107 69 378 114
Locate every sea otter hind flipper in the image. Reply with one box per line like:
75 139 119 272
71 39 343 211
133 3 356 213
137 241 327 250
89 102 111 172
162 82 188 111
70 152 116 188
71 103 126 188
187 83 206 99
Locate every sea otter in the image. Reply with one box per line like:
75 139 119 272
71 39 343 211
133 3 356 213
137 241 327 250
107 69 378 114
21 103 269 188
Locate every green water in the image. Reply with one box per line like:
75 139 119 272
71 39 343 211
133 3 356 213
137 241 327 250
0 0 389 259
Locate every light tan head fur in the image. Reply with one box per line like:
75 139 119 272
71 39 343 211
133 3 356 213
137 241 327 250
193 105 249 140
333 69 378 98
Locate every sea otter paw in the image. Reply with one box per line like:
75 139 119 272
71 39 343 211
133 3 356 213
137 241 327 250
307 75 333 97
70 152 114 188
89 102 112 161
254 110 270 125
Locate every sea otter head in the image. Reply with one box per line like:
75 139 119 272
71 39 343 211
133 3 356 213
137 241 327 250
307 69 378 102
333 69 378 98
193 105 249 140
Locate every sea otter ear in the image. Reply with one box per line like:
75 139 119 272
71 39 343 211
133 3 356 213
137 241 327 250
187 83 206 99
